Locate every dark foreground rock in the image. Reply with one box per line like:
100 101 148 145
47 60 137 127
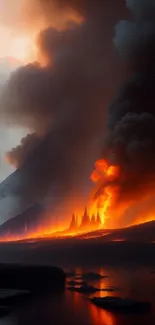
90 297 151 314
0 264 66 292
0 289 31 307
67 284 119 294
0 306 10 317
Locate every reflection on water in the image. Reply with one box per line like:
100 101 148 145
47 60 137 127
90 303 115 325
1 266 155 325
64 267 155 325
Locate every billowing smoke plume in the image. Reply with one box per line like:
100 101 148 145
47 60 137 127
5 133 41 168
100 0 155 225
0 0 127 207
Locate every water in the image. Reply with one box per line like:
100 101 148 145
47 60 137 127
1 266 155 325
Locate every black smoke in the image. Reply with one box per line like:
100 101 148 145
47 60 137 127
105 0 155 204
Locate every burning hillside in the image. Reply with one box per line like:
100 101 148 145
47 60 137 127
0 208 103 242
0 158 117 241
0 156 151 242
0 153 154 242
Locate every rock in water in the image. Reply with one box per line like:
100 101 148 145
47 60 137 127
0 264 66 292
90 296 151 314
68 285 101 294
102 287 120 292
82 272 108 281
66 270 77 278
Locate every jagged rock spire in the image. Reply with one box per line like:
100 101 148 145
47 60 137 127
69 213 77 231
75 215 78 227
84 207 88 217
80 207 90 229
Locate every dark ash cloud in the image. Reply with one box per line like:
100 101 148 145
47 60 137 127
103 0 155 207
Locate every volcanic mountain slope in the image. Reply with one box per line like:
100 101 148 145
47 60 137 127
0 125 84 224
0 130 66 203
0 133 51 224
0 203 44 237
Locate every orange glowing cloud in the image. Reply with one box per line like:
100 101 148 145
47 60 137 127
0 0 84 66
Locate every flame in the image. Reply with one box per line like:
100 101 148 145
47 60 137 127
90 159 120 225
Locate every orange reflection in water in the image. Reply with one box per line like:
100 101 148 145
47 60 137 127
89 303 116 325
70 267 116 325
88 268 117 325
70 284 116 325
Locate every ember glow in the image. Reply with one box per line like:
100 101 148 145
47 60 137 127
0 2 83 67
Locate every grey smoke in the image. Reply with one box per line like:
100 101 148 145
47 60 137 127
5 133 41 168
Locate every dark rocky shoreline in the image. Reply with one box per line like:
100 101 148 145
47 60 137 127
0 264 66 292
